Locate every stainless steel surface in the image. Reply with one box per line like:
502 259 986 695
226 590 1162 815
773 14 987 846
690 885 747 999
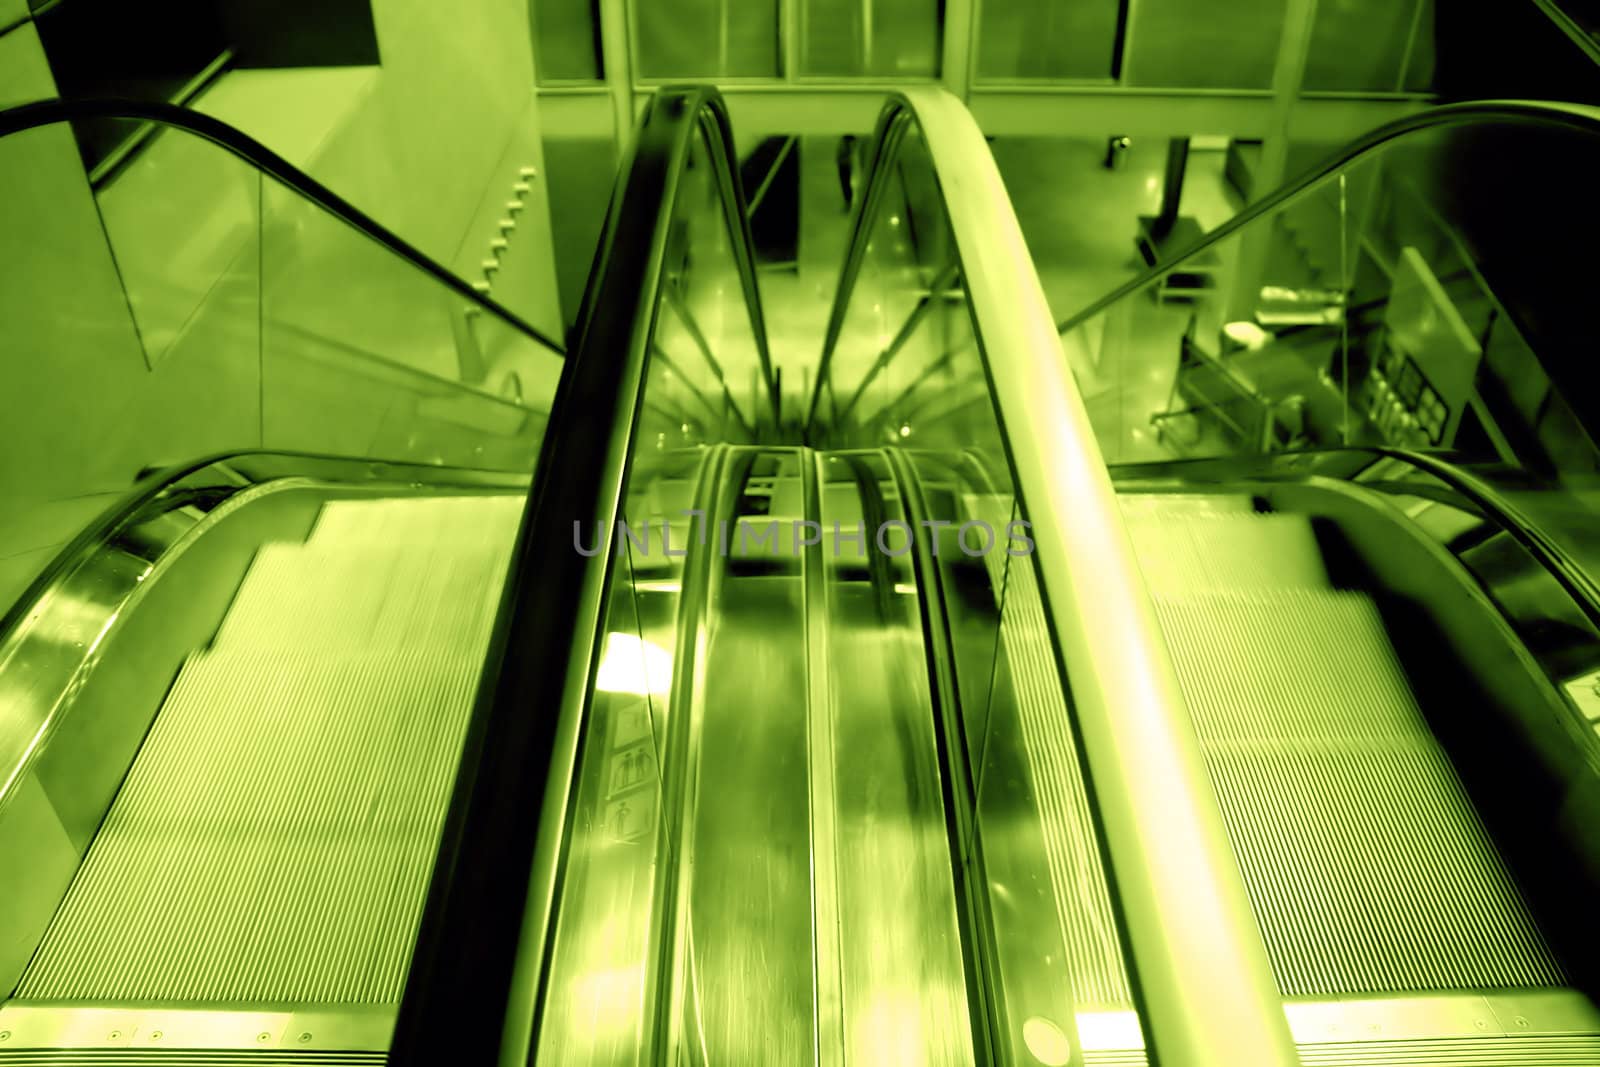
533 449 706 1067
968 486 1135 1009
1076 989 1600 1065
684 564 816 1062
817 453 972 1066
669 451 817 1065
0 1002 392 1056
1 471 258 811
804 452 845 1067
2 489 523 1051
918 475 1137 1065
0 473 297 996
537 447 979 1064
492 92 777 1067
0 1051 385 1066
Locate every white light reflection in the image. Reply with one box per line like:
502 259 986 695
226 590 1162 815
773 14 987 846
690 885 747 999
1023 1016 1073 1066
1074 1010 1145 1055
856 991 928 1065
595 631 674 697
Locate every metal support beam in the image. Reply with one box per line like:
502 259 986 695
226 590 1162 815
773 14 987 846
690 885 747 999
597 0 635 159
1154 136 1189 234
1224 0 1320 324
782 0 800 78
967 88 1426 140
720 87 902 136
941 0 976 101
704 86 1429 142
533 90 615 139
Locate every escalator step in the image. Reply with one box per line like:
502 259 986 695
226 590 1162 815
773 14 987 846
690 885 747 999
1121 508 1330 592
1115 492 1256 520
18 651 480 1004
16 494 521 1008
1155 587 1563 997
210 495 521 651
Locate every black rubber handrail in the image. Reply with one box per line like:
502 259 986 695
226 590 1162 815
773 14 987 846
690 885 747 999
1529 0 1600 65
0 97 567 357
0 447 533 644
389 86 774 1065
1372 446 1600 635
1054 99 1600 337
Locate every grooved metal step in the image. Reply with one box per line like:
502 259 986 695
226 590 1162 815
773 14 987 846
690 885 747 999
1114 492 1256 520
1158 588 1561 996
6 493 521 1036
1120 501 1330 592
1119 493 1564 998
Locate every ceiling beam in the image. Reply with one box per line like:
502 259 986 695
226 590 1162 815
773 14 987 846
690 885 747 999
538 85 1434 147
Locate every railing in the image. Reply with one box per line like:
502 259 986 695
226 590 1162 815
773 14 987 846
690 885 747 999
0 98 565 355
1149 316 1274 453
1052 100 1600 477
807 88 1301 1066
0 97 569 633
390 85 776 1066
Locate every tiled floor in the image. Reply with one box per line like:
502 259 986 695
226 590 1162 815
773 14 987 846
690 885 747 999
983 136 1248 464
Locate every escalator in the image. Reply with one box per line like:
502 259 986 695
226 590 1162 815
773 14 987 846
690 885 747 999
1099 454 1600 1064
1053 100 1600 1065
3 85 1600 1067
0 454 536 1058
0 100 560 1060
0 87 1074 1066
15 489 523 1011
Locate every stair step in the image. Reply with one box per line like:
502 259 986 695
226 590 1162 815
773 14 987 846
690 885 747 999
1119 499 1330 592
307 493 523 544
19 652 479 1005
1152 587 1562 997
17 493 523 1010
214 495 521 651
1116 493 1255 520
